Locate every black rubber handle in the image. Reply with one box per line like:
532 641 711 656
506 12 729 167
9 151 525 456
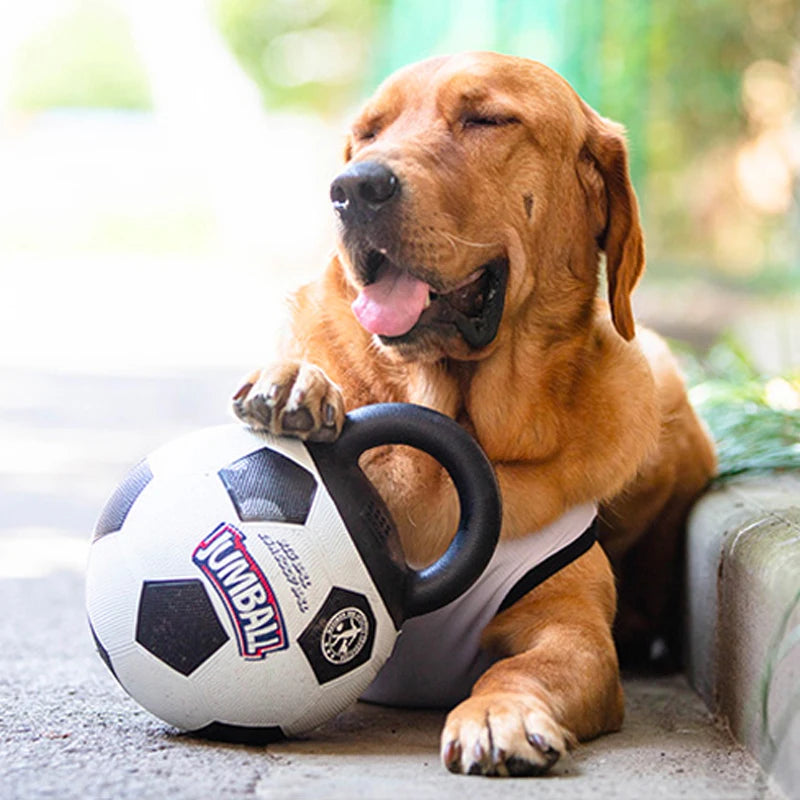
335 403 502 618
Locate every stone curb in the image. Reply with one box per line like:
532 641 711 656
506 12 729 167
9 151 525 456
687 473 800 800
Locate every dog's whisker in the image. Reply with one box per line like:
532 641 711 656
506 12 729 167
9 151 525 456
440 230 500 251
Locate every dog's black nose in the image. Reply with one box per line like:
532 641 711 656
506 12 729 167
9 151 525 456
330 161 399 220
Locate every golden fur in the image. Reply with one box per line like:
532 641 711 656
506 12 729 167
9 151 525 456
233 52 716 776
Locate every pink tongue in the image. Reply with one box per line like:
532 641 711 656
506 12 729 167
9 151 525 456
352 263 431 337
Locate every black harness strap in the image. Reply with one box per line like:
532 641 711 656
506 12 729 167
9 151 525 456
497 518 599 614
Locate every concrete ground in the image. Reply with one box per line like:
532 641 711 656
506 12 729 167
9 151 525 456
0 367 788 799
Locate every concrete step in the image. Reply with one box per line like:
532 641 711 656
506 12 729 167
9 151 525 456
687 474 800 799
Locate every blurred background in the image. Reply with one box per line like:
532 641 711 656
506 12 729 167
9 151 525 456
0 0 799 575
1 0 799 373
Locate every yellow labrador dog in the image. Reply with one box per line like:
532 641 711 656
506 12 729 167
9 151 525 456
233 52 715 776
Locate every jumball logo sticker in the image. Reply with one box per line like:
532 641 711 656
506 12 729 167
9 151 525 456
193 523 288 659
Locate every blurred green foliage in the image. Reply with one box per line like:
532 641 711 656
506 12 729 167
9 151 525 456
608 0 798 274
10 0 152 111
686 337 800 478
212 0 387 112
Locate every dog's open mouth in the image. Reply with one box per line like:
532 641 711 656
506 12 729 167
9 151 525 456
351 253 508 349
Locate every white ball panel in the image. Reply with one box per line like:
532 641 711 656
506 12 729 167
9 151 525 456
86 535 139 654
112 646 215 730
193 645 320 728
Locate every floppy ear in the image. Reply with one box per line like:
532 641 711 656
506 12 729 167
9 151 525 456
580 104 644 341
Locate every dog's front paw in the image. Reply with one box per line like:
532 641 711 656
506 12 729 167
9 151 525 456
441 692 573 777
231 361 345 442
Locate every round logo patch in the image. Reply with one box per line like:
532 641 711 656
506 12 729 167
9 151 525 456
320 607 370 665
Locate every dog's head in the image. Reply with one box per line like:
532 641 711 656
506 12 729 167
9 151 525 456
331 52 644 361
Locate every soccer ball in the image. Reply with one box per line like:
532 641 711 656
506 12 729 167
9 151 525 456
86 404 501 741
86 423 399 739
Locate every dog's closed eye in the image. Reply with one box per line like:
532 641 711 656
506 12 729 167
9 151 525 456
462 113 520 130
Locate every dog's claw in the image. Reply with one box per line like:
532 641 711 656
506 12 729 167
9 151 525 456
443 740 462 772
527 732 560 766
232 382 253 402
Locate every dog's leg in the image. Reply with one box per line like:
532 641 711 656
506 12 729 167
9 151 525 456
441 543 623 776
599 372 716 667
232 361 346 442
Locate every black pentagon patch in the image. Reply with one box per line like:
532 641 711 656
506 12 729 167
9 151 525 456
298 587 376 684
136 580 229 676
218 447 317 524
89 620 119 682
93 459 153 540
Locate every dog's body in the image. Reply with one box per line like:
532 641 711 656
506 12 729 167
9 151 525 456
233 52 716 776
